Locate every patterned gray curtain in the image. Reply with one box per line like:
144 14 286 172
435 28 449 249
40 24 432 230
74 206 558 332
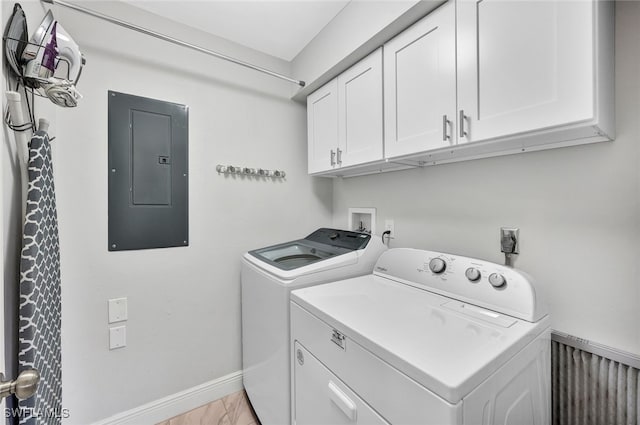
18 129 62 425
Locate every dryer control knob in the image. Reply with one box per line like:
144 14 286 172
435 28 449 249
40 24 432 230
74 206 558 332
465 267 481 282
489 273 506 288
429 258 447 274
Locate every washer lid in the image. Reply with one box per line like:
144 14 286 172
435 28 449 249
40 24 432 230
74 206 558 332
250 240 341 270
291 275 550 404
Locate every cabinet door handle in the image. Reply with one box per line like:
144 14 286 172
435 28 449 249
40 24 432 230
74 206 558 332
442 115 450 142
330 150 336 166
336 148 342 165
459 110 468 138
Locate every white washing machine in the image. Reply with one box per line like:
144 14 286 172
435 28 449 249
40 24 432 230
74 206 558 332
291 248 550 425
242 228 387 425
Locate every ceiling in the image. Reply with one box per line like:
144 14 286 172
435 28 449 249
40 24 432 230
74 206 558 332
125 1 350 61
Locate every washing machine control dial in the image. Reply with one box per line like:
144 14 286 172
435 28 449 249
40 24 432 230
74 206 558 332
489 273 506 288
465 267 481 282
429 258 447 274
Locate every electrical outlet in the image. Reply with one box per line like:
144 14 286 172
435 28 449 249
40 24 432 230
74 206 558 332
500 227 519 254
385 219 395 239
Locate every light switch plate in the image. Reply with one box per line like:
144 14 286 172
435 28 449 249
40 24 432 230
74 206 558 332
108 297 128 323
109 326 126 350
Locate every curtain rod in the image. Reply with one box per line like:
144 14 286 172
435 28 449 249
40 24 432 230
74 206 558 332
41 0 306 87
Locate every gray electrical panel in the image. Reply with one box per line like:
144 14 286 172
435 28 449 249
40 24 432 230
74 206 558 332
108 91 188 251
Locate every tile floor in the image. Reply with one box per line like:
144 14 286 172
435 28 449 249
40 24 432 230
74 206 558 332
157 390 260 425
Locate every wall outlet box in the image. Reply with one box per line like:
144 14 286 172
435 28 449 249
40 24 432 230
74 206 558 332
348 207 376 235
108 297 128 323
109 326 126 350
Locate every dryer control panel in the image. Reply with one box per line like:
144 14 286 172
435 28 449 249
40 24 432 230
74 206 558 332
373 248 547 322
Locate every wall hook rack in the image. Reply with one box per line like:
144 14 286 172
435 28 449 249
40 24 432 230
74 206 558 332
216 164 286 178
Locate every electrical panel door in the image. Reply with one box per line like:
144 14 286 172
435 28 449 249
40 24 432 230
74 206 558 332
108 91 188 251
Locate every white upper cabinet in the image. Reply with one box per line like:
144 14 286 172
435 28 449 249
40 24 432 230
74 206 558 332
456 0 614 145
307 79 339 174
383 2 457 159
307 49 383 175
306 0 613 177
338 49 383 168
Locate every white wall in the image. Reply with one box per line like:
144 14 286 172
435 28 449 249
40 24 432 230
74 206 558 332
331 1 640 356
3 1 332 423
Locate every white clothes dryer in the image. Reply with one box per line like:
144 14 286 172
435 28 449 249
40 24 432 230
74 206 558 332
291 248 551 425
242 228 387 425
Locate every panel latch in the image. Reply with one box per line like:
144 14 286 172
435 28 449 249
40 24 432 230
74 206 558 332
331 329 346 349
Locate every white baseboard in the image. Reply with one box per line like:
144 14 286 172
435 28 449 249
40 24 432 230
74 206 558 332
92 371 244 425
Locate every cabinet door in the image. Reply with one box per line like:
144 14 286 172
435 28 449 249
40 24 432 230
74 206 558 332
383 1 457 159
307 79 339 174
293 343 389 425
457 0 595 144
338 48 383 168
